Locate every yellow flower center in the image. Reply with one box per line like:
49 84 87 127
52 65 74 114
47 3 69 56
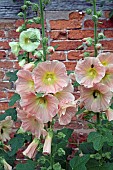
93 90 100 99
101 60 108 66
42 72 57 85
102 73 110 81
25 37 30 44
28 80 34 90
36 97 47 107
87 67 97 78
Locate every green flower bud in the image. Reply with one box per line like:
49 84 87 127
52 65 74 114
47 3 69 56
18 12 24 18
58 148 65 156
42 37 48 44
16 24 26 32
95 43 102 50
92 15 98 22
27 19 34 24
32 3 39 12
98 33 105 39
57 132 66 139
97 11 102 18
25 1 32 6
21 5 27 10
33 17 41 24
86 8 92 15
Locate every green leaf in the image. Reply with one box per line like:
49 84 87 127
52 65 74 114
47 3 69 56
6 70 18 82
0 108 17 121
76 107 86 115
87 132 104 151
53 162 62 170
16 160 36 170
73 81 80 87
80 142 96 154
9 93 21 106
36 93 44 98
70 155 90 170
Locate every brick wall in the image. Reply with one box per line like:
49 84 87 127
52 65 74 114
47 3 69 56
0 11 113 139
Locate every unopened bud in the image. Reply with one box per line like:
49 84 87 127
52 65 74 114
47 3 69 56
97 11 102 18
95 43 102 50
98 33 105 39
47 46 55 54
18 12 24 17
92 15 98 22
86 8 92 15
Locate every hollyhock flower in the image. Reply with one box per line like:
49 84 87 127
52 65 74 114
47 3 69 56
69 72 76 83
1 159 12 170
75 57 105 88
58 101 77 125
15 70 35 95
100 65 113 92
0 116 13 142
105 108 113 121
97 52 113 67
43 131 53 155
23 62 35 72
9 42 20 56
33 60 69 94
19 28 40 52
55 83 75 103
17 109 47 138
23 138 39 159
80 83 112 112
20 93 59 123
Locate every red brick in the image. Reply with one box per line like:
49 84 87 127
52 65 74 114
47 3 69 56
101 40 113 50
0 20 15 29
8 53 17 60
7 92 15 99
50 20 82 30
7 30 20 39
68 30 94 40
51 40 82 51
50 30 67 40
0 102 8 111
49 52 66 61
0 31 5 38
0 61 13 69
13 61 21 69
104 30 113 38
0 41 10 50
69 12 85 20
0 51 6 59
63 61 77 70
15 19 24 28
0 92 6 98
104 11 113 19
84 19 113 28
67 50 83 60
0 82 12 90
0 71 4 79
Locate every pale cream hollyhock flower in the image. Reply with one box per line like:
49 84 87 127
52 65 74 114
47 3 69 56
17 109 47 138
1 159 12 170
75 57 105 88
80 83 112 112
20 92 59 123
43 131 53 155
23 138 39 159
97 52 113 67
0 116 13 142
9 42 20 56
58 101 78 125
105 108 113 121
19 28 40 52
33 60 69 94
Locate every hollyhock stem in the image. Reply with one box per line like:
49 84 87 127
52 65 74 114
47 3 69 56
24 0 27 27
96 112 100 124
39 0 46 61
93 0 98 57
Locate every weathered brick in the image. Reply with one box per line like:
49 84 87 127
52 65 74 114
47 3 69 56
0 91 6 98
104 30 113 38
63 61 77 70
0 61 13 69
50 30 67 40
8 53 17 60
0 30 5 38
0 41 10 50
0 20 15 29
84 19 113 28
68 30 94 40
13 61 21 69
7 30 19 39
67 50 83 60
51 40 82 51
50 20 82 30
0 82 12 90
49 52 66 60
101 40 113 50
69 12 85 20
0 102 8 111
0 51 6 59
0 71 5 79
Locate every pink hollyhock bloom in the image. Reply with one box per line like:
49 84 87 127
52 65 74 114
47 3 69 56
23 62 35 72
100 65 113 92
2 159 12 170
16 70 35 95
97 52 113 67
33 60 69 94
43 131 53 155
55 83 75 103
23 138 39 159
0 116 13 142
80 83 112 112
17 109 47 138
69 72 76 83
20 93 59 123
105 108 113 121
75 57 105 88
58 101 78 125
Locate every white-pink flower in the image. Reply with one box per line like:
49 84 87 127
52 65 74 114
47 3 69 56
2 159 12 170
23 138 39 159
23 62 35 72
75 57 105 88
97 52 113 67
80 83 112 112
20 93 59 123
16 70 35 96
105 108 113 121
17 109 47 138
33 60 69 94
58 101 77 125
43 131 53 155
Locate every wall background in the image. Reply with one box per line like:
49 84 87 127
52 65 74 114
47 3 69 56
0 1 113 152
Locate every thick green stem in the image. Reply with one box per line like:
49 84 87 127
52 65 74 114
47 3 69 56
39 0 46 61
24 0 27 26
93 0 98 57
96 112 100 124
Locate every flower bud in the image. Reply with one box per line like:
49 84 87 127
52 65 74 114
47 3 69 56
46 46 55 54
58 148 65 156
16 24 26 32
32 3 39 11
95 43 102 50
27 19 34 24
86 8 92 15
25 1 32 6
43 131 53 155
21 5 27 10
97 11 102 18
98 33 105 39
33 17 41 24
18 12 24 17
92 15 98 22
